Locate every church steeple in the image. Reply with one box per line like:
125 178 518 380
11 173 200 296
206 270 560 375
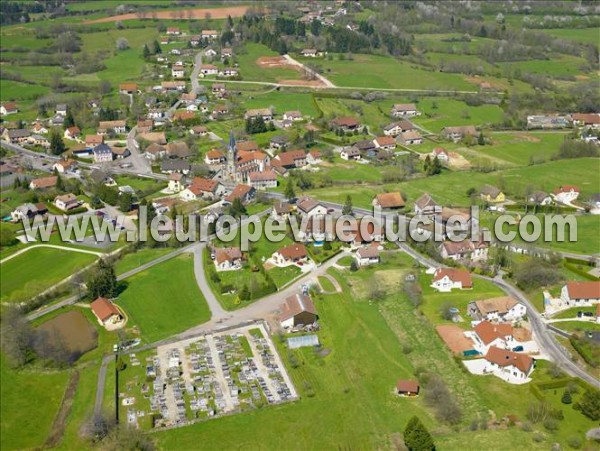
228 129 236 152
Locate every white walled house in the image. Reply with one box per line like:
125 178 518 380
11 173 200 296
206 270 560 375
560 281 600 306
553 185 580 204
431 268 473 292
214 247 243 271
472 297 526 322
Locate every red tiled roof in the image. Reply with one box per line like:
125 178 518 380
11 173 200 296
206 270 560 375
215 247 242 264
278 293 316 322
31 176 58 189
485 346 534 374
276 243 307 260
396 379 419 393
90 297 120 322
190 177 218 193
566 281 600 300
374 192 405 208
249 170 277 181
475 296 519 315
332 116 359 127
433 268 473 288
225 184 253 202
474 321 513 345
236 141 259 152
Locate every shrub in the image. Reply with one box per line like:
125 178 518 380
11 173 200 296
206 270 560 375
567 436 583 449
543 418 559 431
561 390 572 404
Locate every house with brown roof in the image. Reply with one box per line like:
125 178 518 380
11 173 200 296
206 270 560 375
414 193 441 216
296 196 328 217
572 113 600 129
29 175 58 190
431 268 473 292
330 116 360 131
166 27 180 35
283 111 303 121
214 247 243 271
180 177 224 201
340 146 361 161
372 192 405 210
272 201 293 220
166 141 191 159
271 150 307 169
482 346 535 383
52 159 78 174
279 293 317 329
85 134 104 148
480 184 505 203
63 126 81 140
245 108 273 122
199 64 219 77
137 119 153 134
560 281 600 306
248 170 278 189
201 30 218 39
383 119 414 137
471 296 526 322
205 149 225 165
441 125 477 142
54 193 81 211
224 184 255 204
471 320 515 351
98 120 126 135
0 102 18 115
144 143 166 161
119 83 138 94
391 103 420 118
90 297 123 326
373 135 396 151
398 130 423 145
396 379 420 396
355 244 380 267
272 243 309 266
439 239 489 262
553 185 580 204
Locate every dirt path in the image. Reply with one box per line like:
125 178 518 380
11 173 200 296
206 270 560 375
319 274 342 293
83 6 249 24
282 54 336 88
0 243 103 264
44 370 80 448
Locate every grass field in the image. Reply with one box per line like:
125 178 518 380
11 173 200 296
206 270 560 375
0 248 97 302
0 356 70 451
242 91 320 118
114 247 174 275
237 43 300 83
539 27 600 45
302 53 477 91
116 254 211 342
0 80 50 101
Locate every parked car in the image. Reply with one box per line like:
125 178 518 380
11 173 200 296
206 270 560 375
512 346 524 352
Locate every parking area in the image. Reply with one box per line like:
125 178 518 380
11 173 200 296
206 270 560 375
118 323 297 429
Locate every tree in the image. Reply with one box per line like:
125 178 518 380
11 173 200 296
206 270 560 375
227 197 247 218
0 226 18 248
342 194 353 215
90 195 103 210
561 390 572 405
284 179 295 201
116 37 129 51
64 109 75 128
403 416 435 451
477 131 485 146
118 192 133 212
239 284 250 301
152 39 162 54
575 390 600 421
0 307 35 368
49 128 66 155
142 43 150 58
350 259 359 272
87 259 118 299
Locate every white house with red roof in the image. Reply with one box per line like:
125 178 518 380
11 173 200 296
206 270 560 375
430 147 449 162
271 243 309 267
431 268 473 292
553 185 580 204
214 247 243 271
560 281 600 306
180 177 224 201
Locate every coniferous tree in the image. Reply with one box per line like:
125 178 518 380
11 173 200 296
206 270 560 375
49 128 66 155
403 416 435 451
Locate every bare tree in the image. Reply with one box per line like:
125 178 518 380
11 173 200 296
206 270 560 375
116 38 129 51
0 307 35 367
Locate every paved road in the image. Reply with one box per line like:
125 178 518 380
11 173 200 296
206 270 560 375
282 54 336 88
125 126 153 175
188 243 227 320
393 240 599 386
93 355 113 418
190 50 203 94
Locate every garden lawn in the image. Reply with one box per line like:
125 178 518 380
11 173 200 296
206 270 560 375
0 248 97 301
0 356 70 451
116 254 211 342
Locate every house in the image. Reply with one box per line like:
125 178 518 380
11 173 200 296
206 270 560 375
52 159 77 173
270 135 289 150
180 177 224 201
355 244 380 267
137 119 153 134
398 130 423 145
166 27 180 35
31 122 48 134
204 47 217 57
165 142 192 159
28 134 50 148
429 147 449 163
383 119 413 137
98 120 127 135
560 281 600 306
10 203 46 221
414 193 441 216
572 113 600 129
527 190 552 206
90 297 122 326
236 140 259 153
161 81 186 92
224 184 255 204
391 103 420 118
56 104 68 116
0 102 18 115
372 192 405 210
480 184 505 203
2 129 30 144
272 150 307 169
64 126 81 140
221 47 233 58
553 185 580 204
212 83 226 94
373 136 396 151
431 268 473 292
89 169 115 186
199 64 218 77
484 346 535 381
300 48 319 57
272 201 293 220
245 108 273 122
84 134 104 148
354 139 377 155
219 68 238 77
396 380 420 397
472 321 515 353
29 176 57 190
279 293 318 328
441 125 477 142
161 159 191 174
168 173 184 192
436 207 474 232
306 149 321 164
283 111 303 121
172 110 196 122
296 196 328 217
526 115 569 130
201 30 219 40
472 297 526 322
190 125 207 136
330 116 360 131
248 170 278 189
340 146 361 161
93 143 114 163
214 247 243 271
205 149 225 165
440 239 489 262
212 104 229 116
119 83 138 94
54 193 80 211
145 143 166 161
171 64 185 78
272 243 309 266
50 114 65 126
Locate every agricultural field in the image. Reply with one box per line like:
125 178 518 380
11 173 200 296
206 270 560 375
242 90 320 119
539 27 600 45
237 43 301 83
0 247 97 302
116 254 211 342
